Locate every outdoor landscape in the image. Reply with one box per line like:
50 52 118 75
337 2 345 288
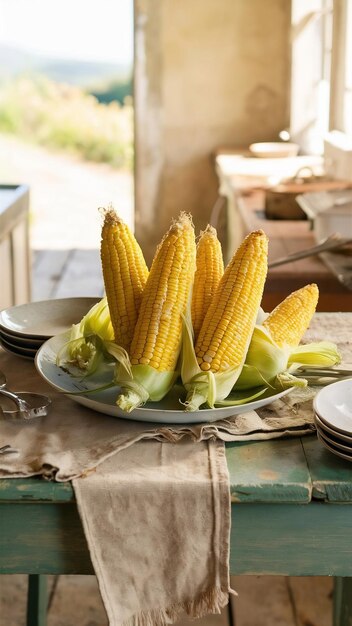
0 43 134 249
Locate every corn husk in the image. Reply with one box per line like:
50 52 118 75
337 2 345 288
180 312 260 411
105 342 179 412
57 297 114 374
235 325 341 390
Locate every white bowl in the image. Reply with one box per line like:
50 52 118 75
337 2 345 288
313 379 352 435
249 142 300 158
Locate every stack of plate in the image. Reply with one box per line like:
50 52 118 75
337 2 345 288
314 379 352 462
0 297 99 360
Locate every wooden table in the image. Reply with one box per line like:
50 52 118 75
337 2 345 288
1 435 352 626
1 311 351 626
215 155 352 312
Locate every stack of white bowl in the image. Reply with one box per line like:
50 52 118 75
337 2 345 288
314 379 352 462
0 297 100 360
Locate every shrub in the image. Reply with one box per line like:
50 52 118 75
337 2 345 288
0 75 133 169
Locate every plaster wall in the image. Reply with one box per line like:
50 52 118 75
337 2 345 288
134 0 291 260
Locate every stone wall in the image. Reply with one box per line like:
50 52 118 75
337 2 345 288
134 0 291 261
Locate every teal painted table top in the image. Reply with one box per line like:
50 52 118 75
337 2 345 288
2 435 352 578
2 434 352 505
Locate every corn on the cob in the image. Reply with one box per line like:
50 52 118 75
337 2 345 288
114 212 196 411
182 230 268 411
191 225 224 341
195 229 268 373
263 283 319 347
235 283 340 391
100 208 148 351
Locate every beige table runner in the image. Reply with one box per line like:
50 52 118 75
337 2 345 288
0 314 349 625
74 440 231 626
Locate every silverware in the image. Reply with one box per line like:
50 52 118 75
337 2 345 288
0 370 51 420
297 367 352 385
268 235 352 269
0 444 19 455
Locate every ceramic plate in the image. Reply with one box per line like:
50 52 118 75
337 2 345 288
35 332 294 424
0 334 37 355
315 421 352 453
0 338 34 360
0 327 43 348
317 431 352 463
314 412 352 444
0 331 42 351
313 379 352 436
0 297 100 339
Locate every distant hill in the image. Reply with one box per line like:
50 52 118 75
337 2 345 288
0 43 131 88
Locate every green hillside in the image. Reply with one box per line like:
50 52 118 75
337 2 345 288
0 43 132 96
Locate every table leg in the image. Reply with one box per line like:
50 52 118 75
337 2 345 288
26 575 47 626
333 577 352 626
227 596 236 626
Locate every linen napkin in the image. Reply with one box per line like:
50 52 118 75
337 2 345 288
0 313 349 626
74 439 231 626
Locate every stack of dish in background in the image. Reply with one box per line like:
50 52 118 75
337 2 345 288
314 379 352 462
0 298 99 360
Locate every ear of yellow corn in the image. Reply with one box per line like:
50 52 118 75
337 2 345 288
235 284 340 391
195 230 268 373
181 229 268 411
100 207 149 352
110 213 196 412
191 225 224 341
263 284 319 347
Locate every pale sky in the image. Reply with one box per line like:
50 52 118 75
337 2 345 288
0 0 133 64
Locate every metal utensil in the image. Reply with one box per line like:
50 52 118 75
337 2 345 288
0 369 51 420
0 444 19 455
268 235 352 269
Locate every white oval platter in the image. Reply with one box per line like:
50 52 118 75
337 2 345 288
35 332 294 425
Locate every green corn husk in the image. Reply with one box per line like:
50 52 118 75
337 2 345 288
181 313 341 410
105 342 179 412
181 312 264 411
57 297 114 374
235 325 341 391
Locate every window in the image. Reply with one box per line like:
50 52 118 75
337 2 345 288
290 0 352 154
330 0 352 134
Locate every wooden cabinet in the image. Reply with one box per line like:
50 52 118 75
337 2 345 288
0 185 31 310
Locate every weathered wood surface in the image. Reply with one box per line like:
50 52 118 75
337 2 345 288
302 437 352 502
2 434 352 505
2 500 352 577
32 251 71 301
0 503 92 574
227 439 311 503
0 479 74 502
32 250 104 301
230 503 352 576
